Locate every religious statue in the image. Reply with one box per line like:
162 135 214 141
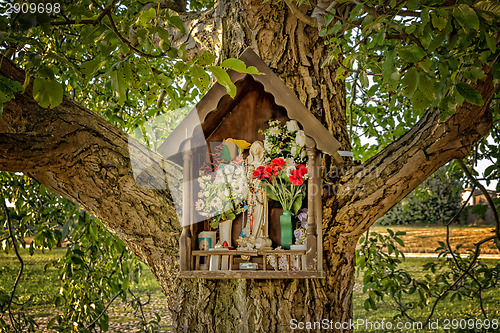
239 141 272 250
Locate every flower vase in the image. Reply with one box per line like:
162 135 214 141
280 210 293 250
219 220 233 247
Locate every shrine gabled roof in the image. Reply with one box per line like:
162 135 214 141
158 48 342 163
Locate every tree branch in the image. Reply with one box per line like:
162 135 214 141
443 184 488 318
0 58 182 266
2 199 24 332
284 0 318 28
86 290 124 329
336 66 498 237
424 235 497 327
457 159 500 239
51 0 118 26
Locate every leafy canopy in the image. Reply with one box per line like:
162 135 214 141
317 0 500 161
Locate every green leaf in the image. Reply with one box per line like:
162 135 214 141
493 61 500 79
110 70 127 105
263 183 279 202
137 8 156 26
463 66 485 82
474 1 500 18
485 33 497 52
80 59 103 77
431 13 447 31
197 51 217 65
398 45 426 63
167 15 185 33
401 68 419 97
394 237 405 247
209 66 236 98
456 82 483 105
364 299 371 311
417 74 437 101
221 58 261 75
453 4 480 31
411 89 433 111
71 255 84 265
382 49 399 91
190 65 210 92
33 77 63 109
292 195 303 214
157 26 170 41
0 76 23 103
484 164 496 177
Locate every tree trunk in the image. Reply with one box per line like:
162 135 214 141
0 0 497 332
170 1 355 331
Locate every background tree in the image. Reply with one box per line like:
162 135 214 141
0 0 499 331
377 167 462 226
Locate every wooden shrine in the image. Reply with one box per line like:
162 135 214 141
158 48 341 279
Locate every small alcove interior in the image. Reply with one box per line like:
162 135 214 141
158 48 341 278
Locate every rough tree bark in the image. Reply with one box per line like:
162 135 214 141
0 0 497 332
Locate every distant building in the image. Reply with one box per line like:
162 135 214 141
460 187 498 224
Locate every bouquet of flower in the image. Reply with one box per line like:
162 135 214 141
253 157 307 213
195 144 247 228
261 120 307 164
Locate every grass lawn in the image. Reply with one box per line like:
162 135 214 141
0 248 166 330
1 225 499 331
353 257 500 332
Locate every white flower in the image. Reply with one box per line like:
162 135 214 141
296 130 306 147
286 120 300 132
268 126 280 136
291 145 297 157
195 199 203 210
264 140 272 152
283 158 296 174
211 197 222 210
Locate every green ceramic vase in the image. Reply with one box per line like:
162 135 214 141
280 210 293 250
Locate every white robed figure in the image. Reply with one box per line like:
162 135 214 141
244 141 272 250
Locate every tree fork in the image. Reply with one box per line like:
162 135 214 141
1 0 498 331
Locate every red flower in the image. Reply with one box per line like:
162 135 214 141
272 165 281 175
297 165 308 177
289 175 304 186
253 166 265 179
264 165 273 177
271 158 286 166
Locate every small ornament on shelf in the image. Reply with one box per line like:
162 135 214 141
293 208 308 246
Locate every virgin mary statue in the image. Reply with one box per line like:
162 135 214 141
245 141 272 250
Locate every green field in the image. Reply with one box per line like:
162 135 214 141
1 246 499 331
353 257 500 332
0 248 167 331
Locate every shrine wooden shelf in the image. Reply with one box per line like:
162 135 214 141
163 48 343 280
178 249 326 279
179 271 325 279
